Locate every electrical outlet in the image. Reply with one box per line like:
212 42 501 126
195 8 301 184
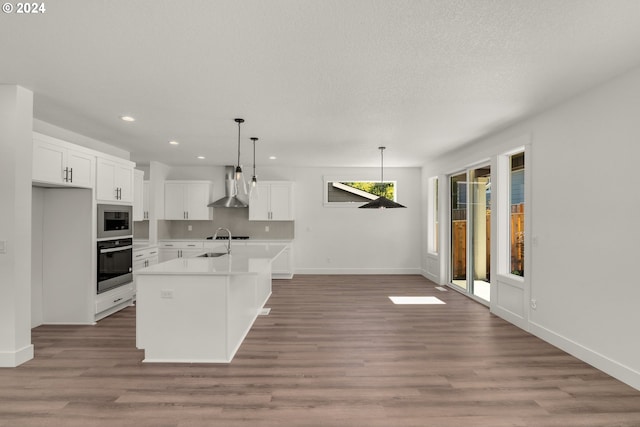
265 226 269 232
187 225 193 231
0 240 6 254
161 290 174 299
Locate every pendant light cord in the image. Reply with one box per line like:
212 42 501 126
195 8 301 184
250 137 258 187
237 121 241 168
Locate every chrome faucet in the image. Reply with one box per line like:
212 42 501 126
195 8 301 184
213 227 232 254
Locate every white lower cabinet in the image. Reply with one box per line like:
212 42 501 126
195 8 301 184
158 241 204 262
133 246 159 270
95 282 134 320
133 246 159 300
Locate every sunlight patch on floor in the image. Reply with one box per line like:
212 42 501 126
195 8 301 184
388 296 445 305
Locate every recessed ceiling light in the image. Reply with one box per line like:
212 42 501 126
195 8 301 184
169 140 179 145
269 156 277 160
120 115 135 122
197 156 205 159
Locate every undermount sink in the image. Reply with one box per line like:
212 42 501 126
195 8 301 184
197 252 228 258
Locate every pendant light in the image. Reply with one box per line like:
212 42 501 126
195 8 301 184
250 137 258 188
359 146 406 209
234 118 244 181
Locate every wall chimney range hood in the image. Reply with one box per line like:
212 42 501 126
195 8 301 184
208 166 249 208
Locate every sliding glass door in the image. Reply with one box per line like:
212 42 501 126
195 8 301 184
450 166 491 302
450 173 468 291
470 167 491 301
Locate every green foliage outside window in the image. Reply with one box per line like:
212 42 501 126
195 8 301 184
343 182 395 200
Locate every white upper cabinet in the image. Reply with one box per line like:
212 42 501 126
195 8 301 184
133 169 145 221
96 157 135 203
32 133 95 188
164 181 212 220
143 181 150 220
249 181 294 221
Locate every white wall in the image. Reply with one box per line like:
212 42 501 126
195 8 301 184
286 166 422 274
0 85 34 366
423 65 640 389
33 119 130 160
31 187 44 328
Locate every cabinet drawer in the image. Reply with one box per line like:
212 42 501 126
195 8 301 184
159 241 203 250
95 283 134 314
134 247 159 259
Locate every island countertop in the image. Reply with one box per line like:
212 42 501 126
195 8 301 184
135 243 287 276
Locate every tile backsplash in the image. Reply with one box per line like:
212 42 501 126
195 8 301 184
157 208 294 240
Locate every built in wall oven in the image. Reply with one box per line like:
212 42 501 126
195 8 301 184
97 238 133 294
97 204 132 239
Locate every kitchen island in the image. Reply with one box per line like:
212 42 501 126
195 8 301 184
135 243 286 363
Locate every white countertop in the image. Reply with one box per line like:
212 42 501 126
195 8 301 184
156 238 293 243
135 243 286 276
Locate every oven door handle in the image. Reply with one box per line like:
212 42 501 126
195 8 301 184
99 245 133 254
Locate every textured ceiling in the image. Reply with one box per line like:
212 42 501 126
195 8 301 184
2 0 640 167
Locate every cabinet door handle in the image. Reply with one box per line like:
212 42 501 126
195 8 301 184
113 297 123 304
186 211 189 219
69 167 73 183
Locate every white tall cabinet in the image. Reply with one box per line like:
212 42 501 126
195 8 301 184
31 132 137 326
249 181 294 221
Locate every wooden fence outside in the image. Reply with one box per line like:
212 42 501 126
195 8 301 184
451 204 524 279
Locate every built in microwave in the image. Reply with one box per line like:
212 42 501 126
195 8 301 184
97 204 133 239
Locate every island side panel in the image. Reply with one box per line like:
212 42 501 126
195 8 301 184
136 274 229 363
226 274 260 361
250 258 272 308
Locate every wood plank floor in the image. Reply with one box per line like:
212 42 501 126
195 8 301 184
2 275 640 427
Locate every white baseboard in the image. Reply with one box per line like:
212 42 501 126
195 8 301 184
0 344 34 367
529 321 640 391
422 269 439 283
491 306 528 331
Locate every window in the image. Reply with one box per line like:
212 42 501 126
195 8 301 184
510 152 525 276
324 179 397 206
428 177 439 254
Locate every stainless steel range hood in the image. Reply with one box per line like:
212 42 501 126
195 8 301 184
208 166 248 208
